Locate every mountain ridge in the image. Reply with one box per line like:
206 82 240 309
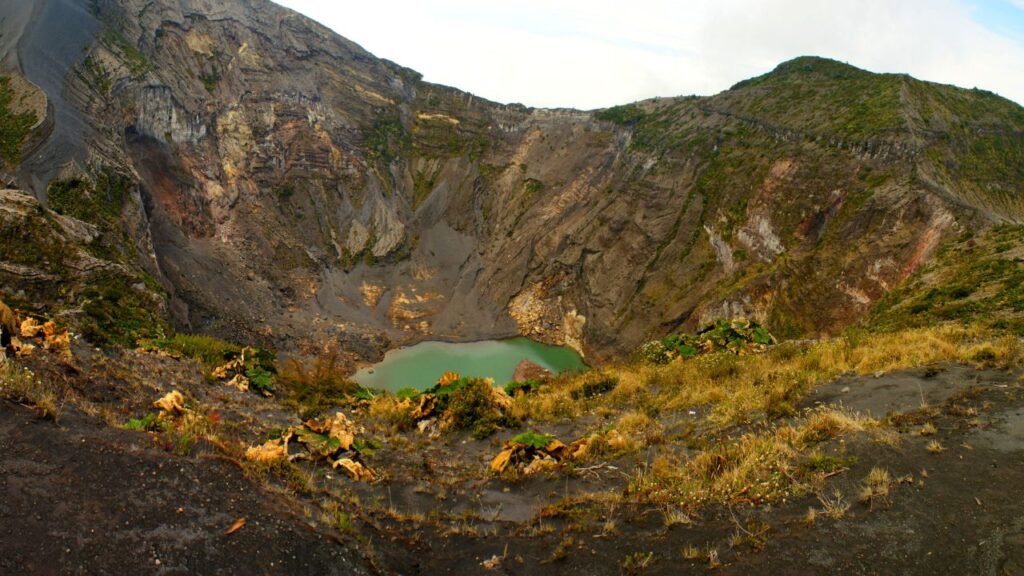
0 0 1021 362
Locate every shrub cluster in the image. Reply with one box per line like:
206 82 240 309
639 318 775 365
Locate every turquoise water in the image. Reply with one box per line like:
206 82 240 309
352 337 586 392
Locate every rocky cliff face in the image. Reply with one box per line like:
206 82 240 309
1 0 1022 359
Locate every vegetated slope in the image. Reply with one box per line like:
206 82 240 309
0 187 168 347
1 0 1023 359
869 224 1024 334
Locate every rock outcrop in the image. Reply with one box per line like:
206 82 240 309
512 359 551 383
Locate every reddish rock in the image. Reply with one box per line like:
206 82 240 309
513 359 551 383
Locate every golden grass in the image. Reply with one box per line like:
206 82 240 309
616 411 664 446
368 395 415 432
798 409 871 444
516 324 1022 426
628 407 876 508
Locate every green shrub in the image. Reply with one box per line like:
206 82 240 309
504 379 543 396
246 366 274 394
510 431 555 449
595 104 646 126
522 178 545 196
148 333 241 366
662 333 699 359
352 437 381 455
79 275 168 347
637 340 671 365
363 114 410 162
425 376 473 401
396 387 421 400
47 170 131 231
124 412 160 431
639 319 776 364
438 377 511 438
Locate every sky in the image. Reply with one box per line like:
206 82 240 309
275 0 1024 110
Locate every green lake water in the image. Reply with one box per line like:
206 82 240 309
351 337 586 392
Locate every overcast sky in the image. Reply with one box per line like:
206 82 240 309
275 0 1024 110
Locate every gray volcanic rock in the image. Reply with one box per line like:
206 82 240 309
14 0 100 194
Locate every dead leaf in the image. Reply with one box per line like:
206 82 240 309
153 390 185 414
544 439 568 458
19 318 44 339
410 394 437 420
481 555 502 570
523 455 558 475
211 358 243 380
245 436 289 463
44 329 70 351
304 412 356 452
332 458 376 481
224 517 246 535
565 438 590 461
12 338 34 358
488 385 513 410
490 446 517 473
226 373 250 392
437 371 460 386
416 417 438 436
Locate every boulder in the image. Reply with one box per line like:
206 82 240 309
512 359 551 383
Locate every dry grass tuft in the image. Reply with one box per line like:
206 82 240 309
661 506 693 527
799 408 873 444
0 362 62 421
368 396 415 432
803 507 817 526
817 488 850 519
616 411 664 447
681 544 703 560
858 467 893 509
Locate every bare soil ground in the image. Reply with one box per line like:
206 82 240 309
4 350 1024 575
0 401 369 575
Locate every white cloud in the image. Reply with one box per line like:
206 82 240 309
274 0 1024 109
